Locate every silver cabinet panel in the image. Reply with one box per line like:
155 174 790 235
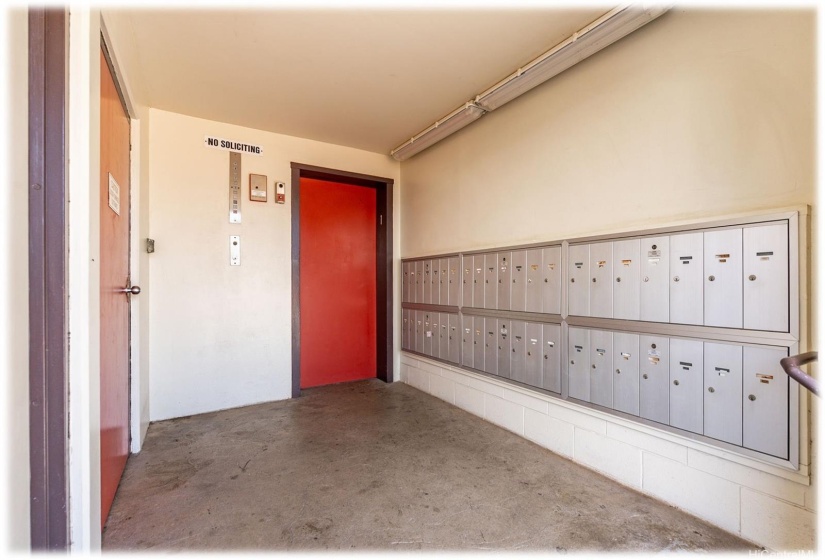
472 255 485 308
613 332 640 416
509 320 527 384
414 310 424 354
430 314 442 359
670 232 703 325
401 308 410 350
448 257 461 306
542 323 562 394
590 329 613 408
414 260 424 304
497 252 512 311
568 244 590 317
525 249 543 313
462 257 473 309
484 253 498 310
568 327 590 402
402 262 411 303
541 246 562 315
439 258 450 306
423 312 434 356
669 338 704 434
461 316 474 369
524 322 543 388
430 259 441 305
640 236 670 323
703 342 743 446
497 320 511 379
473 317 485 370
704 228 743 328
483 316 498 376
613 239 641 321
743 223 789 332
422 260 433 305
448 314 460 364
743 345 790 459
511 250 528 312
590 242 613 318
439 314 452 360
639 335 669 424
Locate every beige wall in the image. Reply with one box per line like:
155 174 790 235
399 8 816 551
149 109 400 421
2 8 30 552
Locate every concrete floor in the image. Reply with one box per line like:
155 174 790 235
103 379 757 552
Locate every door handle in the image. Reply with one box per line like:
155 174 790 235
119 285 141 295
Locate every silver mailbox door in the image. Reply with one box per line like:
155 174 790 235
497 251 512 311
414 310 424 354
461 316 474 369
440 314 452 360
401 309 410 350
703 342 743 446
568 244 590 316
439 258 450 306
613 239 641 321
743 345 790 459
525 249 543 313
669 338 704 434
568 327 590 401
497 320 511 379
509 320 527 383
704 228 743 328
430 259 441 305
422 260 432 305
423 312 433 356
415 260 424 304
473 255 485 308
448 257 461 306
511 250 528 312
640 236 670 323
743 223 789 332
448 314 460 364
484 253 498 310
484 316 498 376
402 261 411 303
613 332 640 416
430 314 442 359
590 329 614 408
541 246 562 315
670 232 703 325
524 322 543 388
473 318 485 370
639 335 669 424
590 242 613 318
542 323 562 394
462 257 473 308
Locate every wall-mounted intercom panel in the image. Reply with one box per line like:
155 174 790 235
229 151 241 223
276 181 286 204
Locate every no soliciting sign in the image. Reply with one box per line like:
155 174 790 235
204 135 263 155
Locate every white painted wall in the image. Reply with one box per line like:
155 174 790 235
1 7 30 552
399 9 816 552
148 109 400 421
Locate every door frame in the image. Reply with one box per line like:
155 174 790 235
290 163 394 397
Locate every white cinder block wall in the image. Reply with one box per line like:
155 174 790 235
399 9 816 551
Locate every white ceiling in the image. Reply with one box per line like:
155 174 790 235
121 8 609 154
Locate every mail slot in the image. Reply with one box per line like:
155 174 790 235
541 246 562 315
525 249 542 313
568 244 590 316
439 258 449 306
431 314 442 359
484 316 498 376
497 320 511 379
704 228 743 328
401 308 410 350
402 261 411 303
670 232 703 325
703 341 743 446
523 322 543 388
590 329 613 408
422 260 432 305
640 236 670 323
613 332 640 416
669 338 704 434
430 259 441 305
743 223 789 332
568 327 590 402
743 345 790 459
462 256 473 309
511 250 527 312
461 315 474 369
448 314 460 364
497 251 512 311
639 335 669 424
439 313 450 360
613 239 640 321
473 318 485 371
473 254 485 308
542 323 562 394
414 310 424 354
484 253 498 310
509 321 527 384
448 256 461 306
423 312 433 356
414 260 424 304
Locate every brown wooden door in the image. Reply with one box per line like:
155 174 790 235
99 48 131 527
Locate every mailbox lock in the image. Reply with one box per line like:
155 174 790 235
527 351 532 356
708 387 715 393
615 369 621 374
749 275 757 281
642 374 649 380
643 276 649 282
673 276 680 282
544 278 548 283
748 394 756 401
650 343 657 349
592 364 596 369
570 360 575 365
512 348 516 353
673 380 680 386
616 277 621 283
571 278 575 283
708 275 716 282
544 354 548 359
651 244 657 250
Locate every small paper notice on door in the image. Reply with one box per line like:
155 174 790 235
108 173 121 216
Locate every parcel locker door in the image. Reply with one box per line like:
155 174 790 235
524 322 543 388
669 338 704 434
743 345 790 459
703 342 743 446
590 242 613 318
422 260 433 305
462 257 473 308
472 255 485 308
430 259 441 305
497 252 512 311
568 327 590 401
590 330 613 408
497 320 511 379
439 313 450 360
484 253 498 310
613 332 640 416
525 249 543 313
448 257 461 306
448 314 460 364
439 258 450 306
414 310 424 354
542 323 562 394
541 246 562 315
568 244 590 316
613 239 641 321
639 335 669 424
511 250 527 312
461 316 474 368
743 223 789 332
415 260 424 304
640 236 670 323
402 262 411 303
670 232 703 325
473 318 485 370
484 316 498 376
509 321 527 383
704 228 743 328
423 312 433 356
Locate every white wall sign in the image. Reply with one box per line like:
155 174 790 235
204 135 263 156
108 173 121 216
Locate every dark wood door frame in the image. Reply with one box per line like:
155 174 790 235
291 163 394 398
28 7 69 550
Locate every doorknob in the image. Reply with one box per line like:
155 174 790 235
119 285 141 295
